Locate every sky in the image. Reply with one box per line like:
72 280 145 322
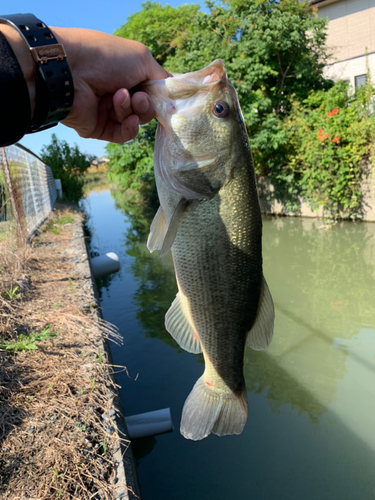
8 0 201 159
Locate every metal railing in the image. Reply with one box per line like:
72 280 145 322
0 143 57 239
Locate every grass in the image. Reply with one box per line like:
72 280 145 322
0 325 57 352
2 285 21 301
43 214 75 235
55 215 74 225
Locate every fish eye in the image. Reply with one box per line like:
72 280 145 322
212 101 229 118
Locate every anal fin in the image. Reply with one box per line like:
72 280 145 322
165 292 202 354
246 276 274 350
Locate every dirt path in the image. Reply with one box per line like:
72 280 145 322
0 205 139 500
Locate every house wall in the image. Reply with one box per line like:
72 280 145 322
317 0 375 85
323 52 375 88
318 0 375 61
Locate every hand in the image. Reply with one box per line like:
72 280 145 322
54 28 169 143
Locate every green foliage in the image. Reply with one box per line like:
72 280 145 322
115 1 200 66
2 285 21 301
41 134 95 201
43 215 74 235
55 215 74 225
106 122 158 204
280 78 375 216
0 325 57 352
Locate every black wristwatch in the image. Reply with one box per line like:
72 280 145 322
0 13 74 133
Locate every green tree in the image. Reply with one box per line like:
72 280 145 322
115 1 200 65
41 134 94 201
106 122 157 205
107 0 331 205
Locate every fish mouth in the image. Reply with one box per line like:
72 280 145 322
141 59 228 125
168 59 227 88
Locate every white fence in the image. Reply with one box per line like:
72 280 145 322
0 143 57 239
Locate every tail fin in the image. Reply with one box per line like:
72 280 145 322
180 376 248 441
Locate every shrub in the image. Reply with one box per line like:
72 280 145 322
279 78 375 217
41 134 95 202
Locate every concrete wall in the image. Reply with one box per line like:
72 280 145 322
257 166 375 221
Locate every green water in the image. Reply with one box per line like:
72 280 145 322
83 189 375 500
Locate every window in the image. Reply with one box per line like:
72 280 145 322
355 74 367 88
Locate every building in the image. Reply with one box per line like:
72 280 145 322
312 0 375 88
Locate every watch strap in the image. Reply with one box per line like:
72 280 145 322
0 13 74 132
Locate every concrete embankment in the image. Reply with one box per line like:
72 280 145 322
257 167 375 221
73 212 141 500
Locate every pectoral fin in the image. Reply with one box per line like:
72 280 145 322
160 198 189 257
246 277 274 350
147 206 168 253
147 199 189 256
165 292 202 354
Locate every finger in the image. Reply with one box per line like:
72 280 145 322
97 114 140 143
132 92 155 125
112 88 133 123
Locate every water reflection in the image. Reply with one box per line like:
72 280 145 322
258 216 375 433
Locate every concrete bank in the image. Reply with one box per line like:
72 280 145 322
71 217 141 500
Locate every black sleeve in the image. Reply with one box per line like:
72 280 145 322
0 31 31 147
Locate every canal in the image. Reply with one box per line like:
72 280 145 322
82 187 375 500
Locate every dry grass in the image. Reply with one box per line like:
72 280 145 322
0 207 128 499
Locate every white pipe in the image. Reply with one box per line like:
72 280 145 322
125 408 174 439
90 252 120 279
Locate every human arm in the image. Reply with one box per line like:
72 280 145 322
0 22 169 145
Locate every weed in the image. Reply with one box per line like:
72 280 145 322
2 285 21 301
76 423 86 432
51 467 64 481
97 348 102 365
91 377 96 391
67 278 78 293
0 325 57 352
56 215 74 225
102 435 107 456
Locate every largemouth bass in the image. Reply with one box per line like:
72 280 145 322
143 60 274 441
